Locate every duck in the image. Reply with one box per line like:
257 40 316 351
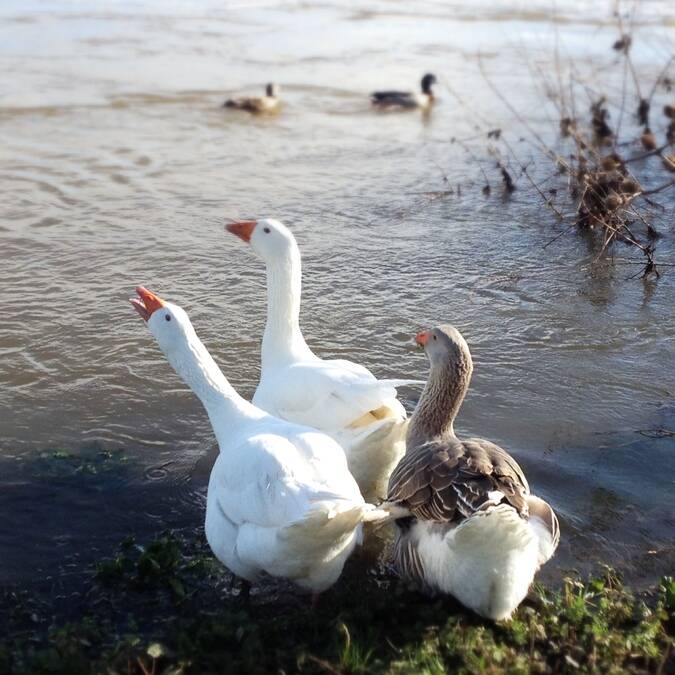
129 286 399 595
641 127 657 151
384 325 559 621
370 73 437 110
225 219 417 501
223 83 281 114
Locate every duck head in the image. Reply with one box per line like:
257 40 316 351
421 73 437 95
225 218 296 263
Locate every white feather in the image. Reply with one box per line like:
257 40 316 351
410 504 553 620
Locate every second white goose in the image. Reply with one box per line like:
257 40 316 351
225 218 413 500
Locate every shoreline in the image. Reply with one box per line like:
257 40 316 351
2 431 674 593
1 529 673 674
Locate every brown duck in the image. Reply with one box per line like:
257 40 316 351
224 83 281 114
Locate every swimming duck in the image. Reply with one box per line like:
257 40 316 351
371 73 437 110
130 286 397 595
223 83 280 113
225 219 418 501
385 325 559 620
641 128 657 151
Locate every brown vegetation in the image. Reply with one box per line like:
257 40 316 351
445 21 674 280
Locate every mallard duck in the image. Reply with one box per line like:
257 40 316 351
223 83 280 113
371 73 437 110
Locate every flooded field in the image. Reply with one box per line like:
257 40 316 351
1 0 674 592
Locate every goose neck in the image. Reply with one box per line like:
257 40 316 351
165 331 262 445
406 357 472 449
261 247 312 368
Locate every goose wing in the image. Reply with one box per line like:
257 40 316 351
213 425 363 529
207 424 366 584
387 437 530 522
253 358 404 432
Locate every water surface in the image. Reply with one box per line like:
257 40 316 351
1 0 674 588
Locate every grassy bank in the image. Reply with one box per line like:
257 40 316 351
1 532 673 674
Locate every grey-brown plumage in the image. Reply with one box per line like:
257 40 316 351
386 325 559 612
388 437 530 524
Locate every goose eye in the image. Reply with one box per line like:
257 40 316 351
165 314 171 322
432 335 437 340
263 227 271 233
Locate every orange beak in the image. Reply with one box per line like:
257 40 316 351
415 330 430 347
129 286 166 321
225 220 257 243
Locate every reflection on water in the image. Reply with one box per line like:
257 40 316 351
0 0 674 586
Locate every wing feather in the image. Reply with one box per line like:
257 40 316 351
387 438 530 524
254 359 403 431
393 526 426 584
213 427 361 530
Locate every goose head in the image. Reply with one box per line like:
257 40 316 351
416 324 472 372
225 218 295 263
130 286 193 356
421 73 437 95
266 83 280 98
129 286 243 414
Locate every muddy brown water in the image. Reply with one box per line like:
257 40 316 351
1 1 674 590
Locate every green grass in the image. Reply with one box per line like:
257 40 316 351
1 532 673 674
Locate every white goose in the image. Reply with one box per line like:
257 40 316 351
385 325 559 620
225 219 412 501
129 286 396 595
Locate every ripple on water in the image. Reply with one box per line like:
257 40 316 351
0 0 674 586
